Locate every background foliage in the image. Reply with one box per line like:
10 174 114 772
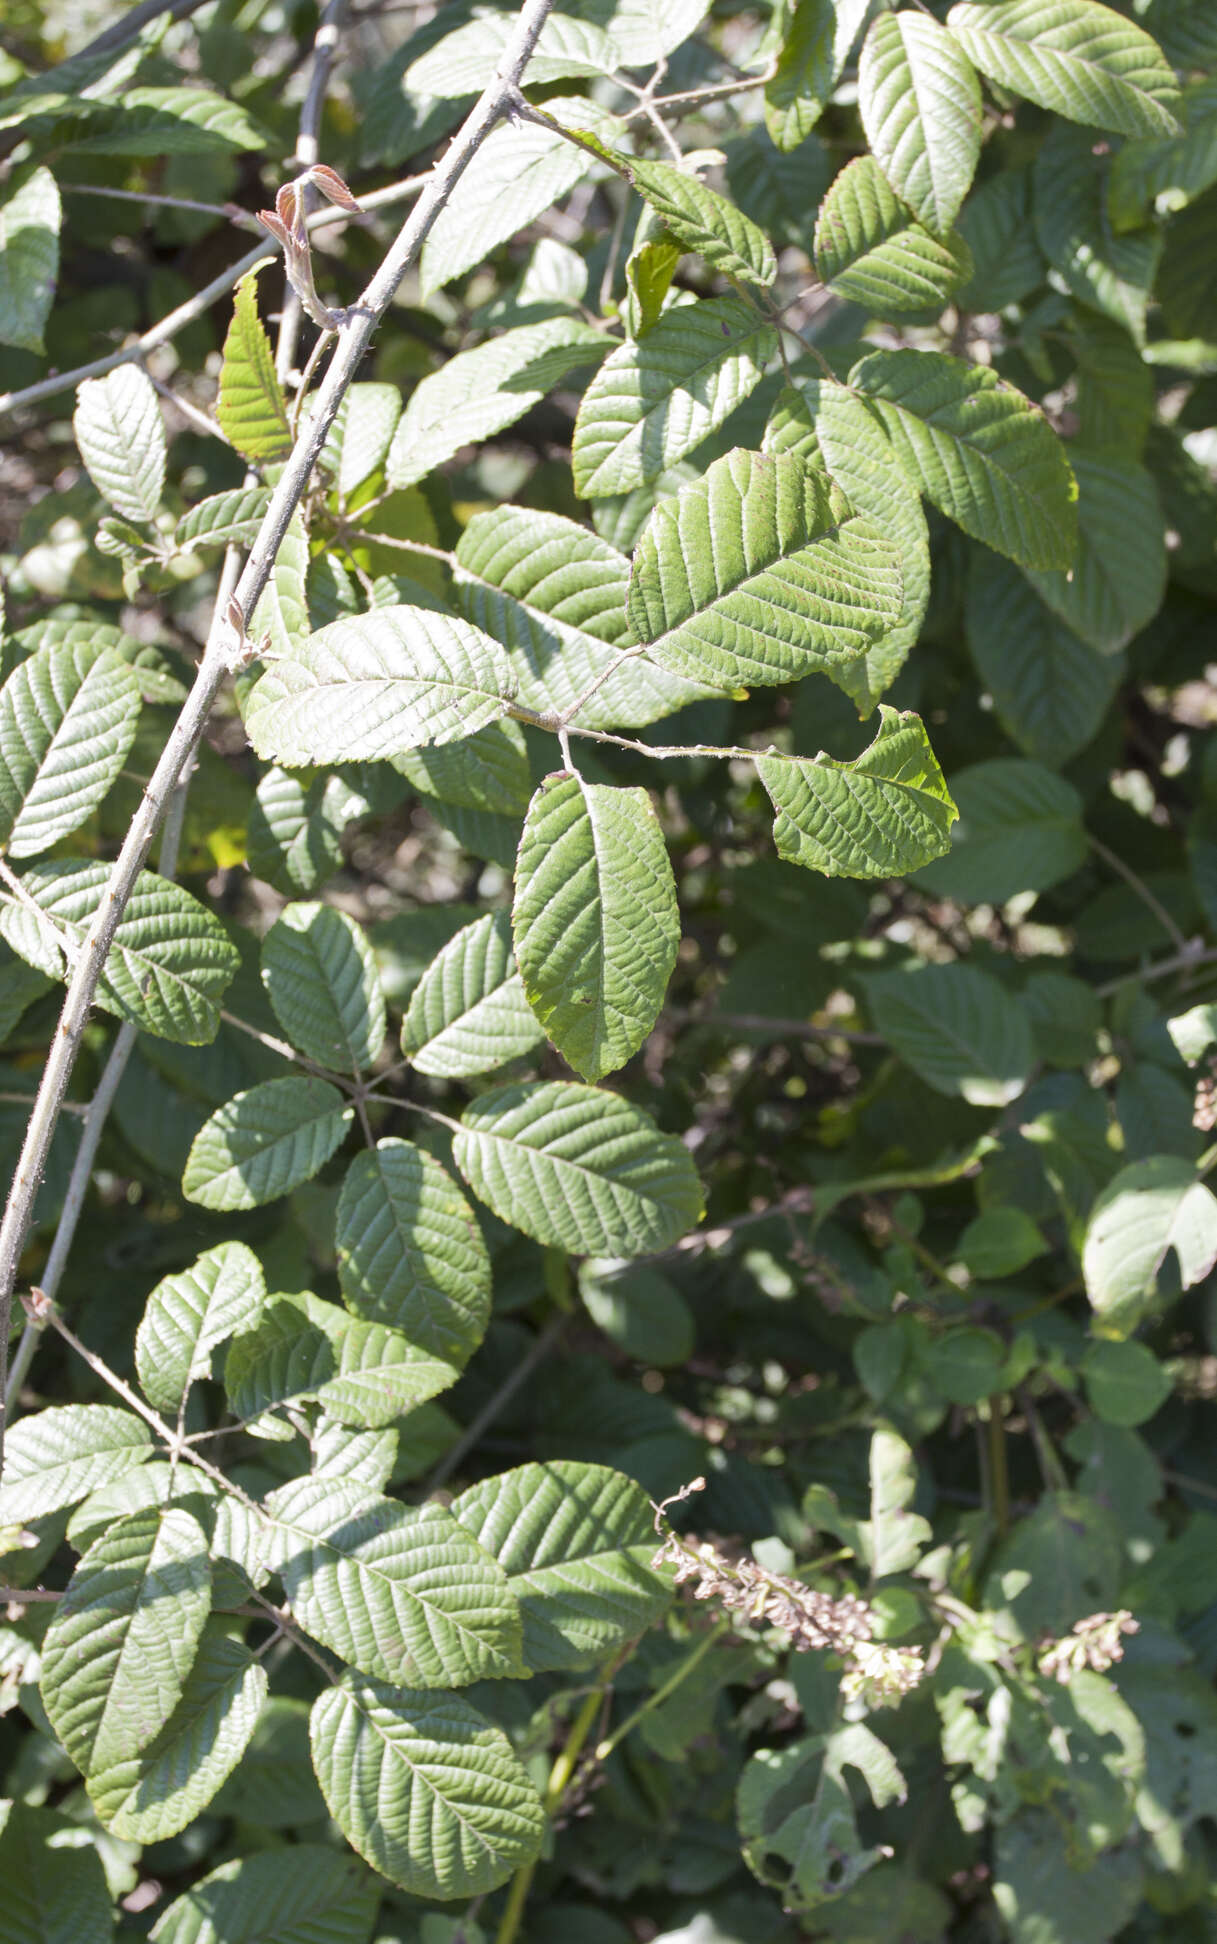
2 0 1217 1939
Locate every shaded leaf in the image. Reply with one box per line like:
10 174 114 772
182 1076 354 1211
135 1241 266 1418
815 155 972 315
261 902 385 1073
0 166 60 355
866 961 1035 1106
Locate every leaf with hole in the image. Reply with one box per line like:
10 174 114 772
453 1080 703 1256
336 1139 491 1365
1083 1156 1217 1335
182 1076 354 1211
514 771 680 1081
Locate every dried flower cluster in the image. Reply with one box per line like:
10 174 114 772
651 1480 925 1705
1038 1610 1140 1684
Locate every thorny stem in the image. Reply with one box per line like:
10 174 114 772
0 0 562 1466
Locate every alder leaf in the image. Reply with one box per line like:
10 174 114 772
73 365 165 526
756 707 957 879
947 0 1181 140
513 771 680 1081
858 11 983 237
182 1076 354 1211
0 165 60 354
0 637 141 858
216 272 291 463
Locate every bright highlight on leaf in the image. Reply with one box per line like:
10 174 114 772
814 155 973 314
756 707 957 880
947 0 1182 140
216 271 292 462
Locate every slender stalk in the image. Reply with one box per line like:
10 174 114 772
593 1617 729 1762
1088 833 1188 954
1096 940 1217 997
494 1677 611 1944
0 0 561 1463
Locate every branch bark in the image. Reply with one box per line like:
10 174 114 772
0 0 558 1465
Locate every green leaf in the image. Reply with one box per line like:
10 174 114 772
0 1800 113 1944
420 97 622 297
814 155 973 315
993 1809 1144 1944
965 551 1120 766
328 382 402 502
243 607 514 766
216 273 291 464
915 758 1087 902
626 448 904 690
175 486 272 554
1083 1156 1217 1335
261 903 385 1073
1033 124 1160 342
134 1247 264 1432
401 909 545 1078
571 295 777 497
765 379 932 711
603 0 713 65
453 1079 704 1256
225 1289 459 1432
182 1076 353 1212
982 1491 1122 1641
50 87 270 156
385 317 606 492
449 1460 671 1673
765 0 868 150
1143 0 1217 71
0 638 141 858
40 1506 211 1776
1071 313 1155 453
955 166 1045 311
0 861 239 1044
850 347 1078 569
86 1626 267 1841
946 0 1182 139
250 510 310 661
455 506 711 729
336 1138 492 1365
579 1260 695 1367
756 706 956 880
959 1205 1048 1278
858 11 983 237
1083 1338 1172 1426
0 166 60 355
1020 450 1166 653
624 232 682 336
150 1847 377 1944
408 10 617 93
310 1675 545 1899
1109 78 1217 230
265 1478 524 1684
247 766 362 896
866 961 1035 1107
739 1722 905 1909
513 771 680 1081
0 1404 151 1526
1157 183 1217 339
626 157 776 286
73 365 165 526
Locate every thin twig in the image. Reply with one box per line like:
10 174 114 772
1088 833 1188 954
0 171 429 417
278 0 351 383
61 183 264 226
1096 940 1217 997
0 0 561 1464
